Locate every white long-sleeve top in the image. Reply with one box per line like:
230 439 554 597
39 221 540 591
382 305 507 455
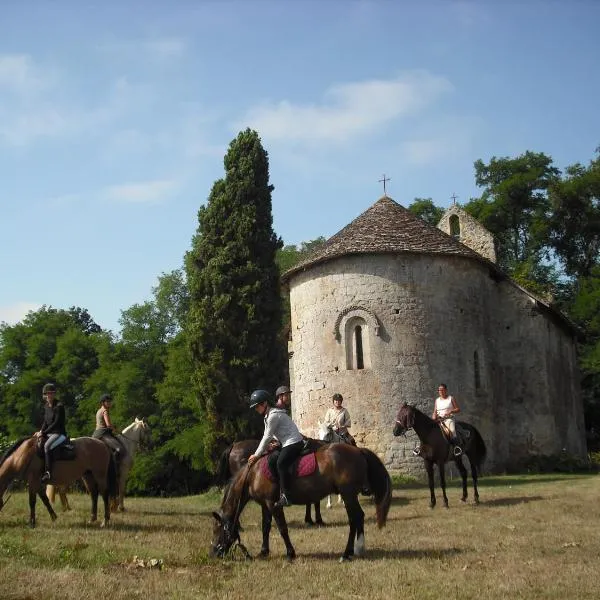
254 407 304 457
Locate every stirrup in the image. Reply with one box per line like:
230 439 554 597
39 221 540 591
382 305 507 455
412 446 422 457
41 471 51 482
453 446 463 457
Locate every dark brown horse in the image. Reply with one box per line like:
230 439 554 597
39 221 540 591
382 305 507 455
393 403 486 508
211 443 391 562
216 439 326 526
0 436 118 527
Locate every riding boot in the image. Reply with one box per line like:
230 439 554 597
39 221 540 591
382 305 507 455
41 451 52 482
274 492 291 509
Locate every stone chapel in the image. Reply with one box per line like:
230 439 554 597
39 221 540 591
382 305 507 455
282 196 587 474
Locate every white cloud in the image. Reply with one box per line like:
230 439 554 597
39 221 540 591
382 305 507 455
0 54 54 96
0 302 42 325
97 37 186 62
236 71 453 144
104 179 179 204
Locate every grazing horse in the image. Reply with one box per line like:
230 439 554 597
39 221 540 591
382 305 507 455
47 417 150 513
216 439 326 526
211 443 391 562
393 403 487 508
0 436 117 527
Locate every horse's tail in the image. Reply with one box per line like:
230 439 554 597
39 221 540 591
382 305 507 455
107 453 118 499
215 443 233 487
469 426 487 474
360 448 392 529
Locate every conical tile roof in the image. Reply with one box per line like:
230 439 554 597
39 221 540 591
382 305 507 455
283 196 484 280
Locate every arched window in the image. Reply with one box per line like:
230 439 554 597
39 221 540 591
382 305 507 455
344 316 371 370
355 326 364 370
450 214 460 239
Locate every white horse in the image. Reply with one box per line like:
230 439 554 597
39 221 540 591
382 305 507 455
48 417 150 512
317 420 349 509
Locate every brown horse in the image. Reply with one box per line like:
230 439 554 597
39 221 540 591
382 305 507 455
0 436 118 527
393 403 487 508
216 439 326 526
211 443 391 562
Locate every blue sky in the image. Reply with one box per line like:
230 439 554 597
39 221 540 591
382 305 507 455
1 1 599 334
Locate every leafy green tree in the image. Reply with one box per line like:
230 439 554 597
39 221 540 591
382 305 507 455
0 306 103 437
467 152 560 271
547 152 600 279
185 129 283 460
408 198 444 226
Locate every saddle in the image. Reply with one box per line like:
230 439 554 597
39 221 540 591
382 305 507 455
36 438 76 461
262 447 318 483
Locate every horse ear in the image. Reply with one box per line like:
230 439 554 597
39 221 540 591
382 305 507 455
212 511 223 524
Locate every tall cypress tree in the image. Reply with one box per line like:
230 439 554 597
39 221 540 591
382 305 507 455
185 129 283 455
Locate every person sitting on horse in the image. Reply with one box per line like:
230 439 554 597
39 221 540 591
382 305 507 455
92 393 125 458
247 389 305 509
274 385 292 412
323 393 354 444
35 382 68 482
432 383 462 456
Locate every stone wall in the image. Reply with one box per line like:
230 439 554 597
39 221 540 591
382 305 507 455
288 252 585 476
438 205 497 263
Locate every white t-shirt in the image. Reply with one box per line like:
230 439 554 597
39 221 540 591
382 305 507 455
435 395 455 419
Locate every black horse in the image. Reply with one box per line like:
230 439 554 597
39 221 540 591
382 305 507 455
393 403 487 508
216 439 326 526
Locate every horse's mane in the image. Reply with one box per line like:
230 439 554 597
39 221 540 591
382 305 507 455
0 437 31 467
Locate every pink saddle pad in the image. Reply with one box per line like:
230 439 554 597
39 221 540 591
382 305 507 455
260 452 317 482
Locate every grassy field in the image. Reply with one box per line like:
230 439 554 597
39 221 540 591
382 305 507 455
1 473 599 600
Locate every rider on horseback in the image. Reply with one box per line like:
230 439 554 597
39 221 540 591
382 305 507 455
432 384 462 456
36 382 69 482
92 393 125 457
247 389 305 509
323 393 355 445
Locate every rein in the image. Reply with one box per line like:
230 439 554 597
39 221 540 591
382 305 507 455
226 461 253 560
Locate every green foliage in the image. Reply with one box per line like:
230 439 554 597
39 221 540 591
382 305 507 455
185 129 284 459
547 152 600 278
408 197 444 226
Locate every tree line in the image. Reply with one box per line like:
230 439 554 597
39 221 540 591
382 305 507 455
1 132 598 495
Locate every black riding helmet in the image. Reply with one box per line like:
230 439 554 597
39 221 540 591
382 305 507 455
249 389 270 408
100 393 113 404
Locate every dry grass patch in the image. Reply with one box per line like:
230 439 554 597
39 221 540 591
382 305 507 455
1 475 599 599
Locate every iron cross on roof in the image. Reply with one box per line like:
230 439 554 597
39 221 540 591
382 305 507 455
378 174 391 196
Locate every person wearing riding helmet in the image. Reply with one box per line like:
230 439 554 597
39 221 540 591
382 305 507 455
274 385 292 412
35 383 68 482
247 389 304 509
92 393 125 456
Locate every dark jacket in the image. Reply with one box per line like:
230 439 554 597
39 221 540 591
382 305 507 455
40 403 67 436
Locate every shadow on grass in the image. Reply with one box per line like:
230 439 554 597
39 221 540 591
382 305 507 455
480 495 544 507
298 547 462 561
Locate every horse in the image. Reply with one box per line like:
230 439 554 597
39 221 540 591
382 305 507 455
216 439 326 526
393 403 487 508
211 443 392 562
0 436 117 527
316 420 356 508
47 417 150 513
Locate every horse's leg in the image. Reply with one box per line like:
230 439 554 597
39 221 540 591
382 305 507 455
59 488 71 511
314 501 325 526
304 503 314 525
259 505 272 557
100 484 111 528
28 488 37 528
84 475 99 523
340 492 362 562
425 459 436 509
38 487 58 522
271 506 296 561
438 461 449 509
455 457 469 502
469 454 480 505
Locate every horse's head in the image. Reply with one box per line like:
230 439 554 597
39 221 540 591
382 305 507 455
393 403 415 437
135 417 152 447
317 420 333 442
210 511 240 558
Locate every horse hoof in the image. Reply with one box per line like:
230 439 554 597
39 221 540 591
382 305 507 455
259 549 269 558
474 498 480 505
461 497 467 503
315 520 326 527
339 556 352 563
304 520 314 527
286 554 295 563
